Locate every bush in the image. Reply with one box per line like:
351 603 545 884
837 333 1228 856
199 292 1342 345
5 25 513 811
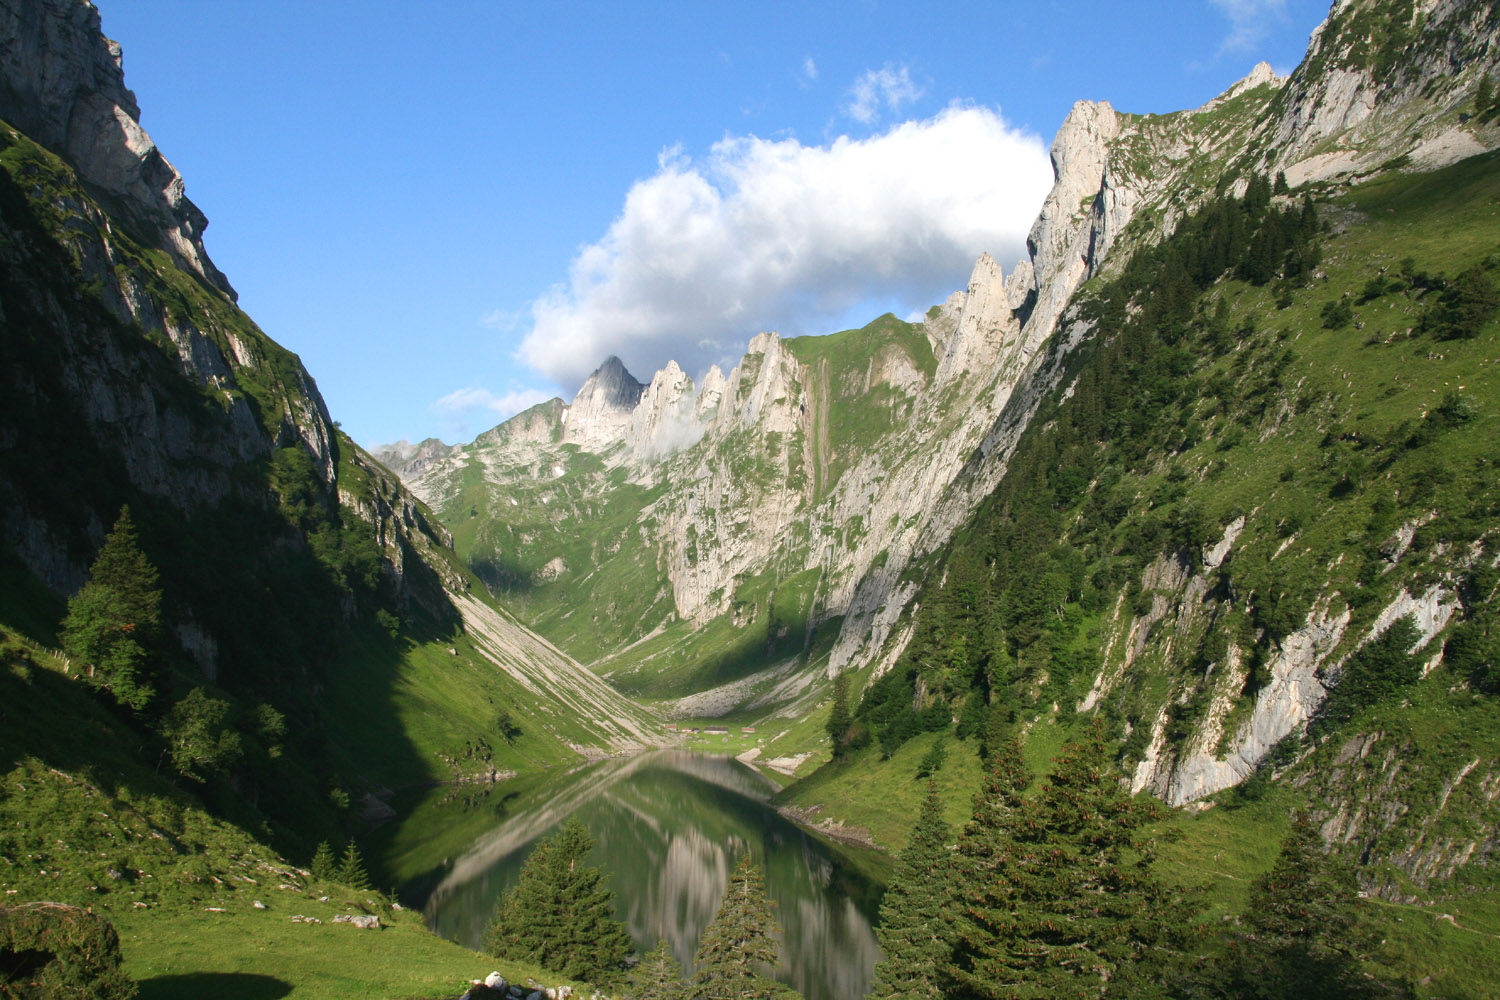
0 902 137 1000
1320 298 1354 330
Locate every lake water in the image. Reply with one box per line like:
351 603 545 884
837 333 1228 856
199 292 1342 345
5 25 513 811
392 751 884 1000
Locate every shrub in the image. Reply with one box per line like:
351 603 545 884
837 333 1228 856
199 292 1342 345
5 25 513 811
0 902 136 1000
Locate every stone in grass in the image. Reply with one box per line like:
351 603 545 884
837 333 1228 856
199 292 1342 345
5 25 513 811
332 913 381 930
0 901 137 1000
460 976 507 1000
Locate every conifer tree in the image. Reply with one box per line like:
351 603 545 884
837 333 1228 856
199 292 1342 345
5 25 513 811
1476 74 1493 116
948 725 1194 999
485 817 630 982
1183 816 1404 999
693 851 781 1000
309 840 337 881
826 672 852 756
336 838 372 890
946 735 1034 1000
60 507 163 710
870 781 953 1000
631 939 688 1000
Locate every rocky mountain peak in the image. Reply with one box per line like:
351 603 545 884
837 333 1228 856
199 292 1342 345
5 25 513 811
561 355 647 451
934 252 1017 384
0 0 235 298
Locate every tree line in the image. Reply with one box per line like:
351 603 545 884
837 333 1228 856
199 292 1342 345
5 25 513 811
870 725 1408 1000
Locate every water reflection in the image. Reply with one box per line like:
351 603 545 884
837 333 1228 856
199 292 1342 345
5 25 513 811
407 751 883 1000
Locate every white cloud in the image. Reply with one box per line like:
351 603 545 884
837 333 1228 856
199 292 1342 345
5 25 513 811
431 385 553 439
517 105 1052 389
1210 0 1287 54
844 63 922 124
801 56 818 83
480 307 523 330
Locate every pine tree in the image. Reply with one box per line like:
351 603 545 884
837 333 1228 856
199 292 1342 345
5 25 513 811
693 851 781 1000
1476 74 1494 116
485 817 630 982
631 939 688 1000
60 506 163 710
1184 816 1403 999
948 724 1195 999
336 839 372 890
915 738 948 780
826 672 852 756
870 782 953 1000
309 841 337 881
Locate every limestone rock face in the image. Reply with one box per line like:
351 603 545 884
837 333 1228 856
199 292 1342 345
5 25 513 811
562 356 646 452
625 361 700 460
0 0 234 297
934 253 1016 384
373 438 456 481
1019 100 1120 342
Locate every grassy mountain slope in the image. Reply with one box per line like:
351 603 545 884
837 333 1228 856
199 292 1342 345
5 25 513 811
777 147 1500 997
0 21 657 989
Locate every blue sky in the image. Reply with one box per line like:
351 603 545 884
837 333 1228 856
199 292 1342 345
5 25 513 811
96 0 1330 448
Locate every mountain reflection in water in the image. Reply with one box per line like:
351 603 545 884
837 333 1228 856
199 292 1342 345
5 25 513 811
411 751 883 1000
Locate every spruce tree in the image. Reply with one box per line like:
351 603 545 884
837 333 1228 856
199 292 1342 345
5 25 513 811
1476 74 1494 116
336 839 372 890
870 781 953 1000
1186 816 1404 999
632 939 688 1000
948 724 1195 999
826 672 852 756
485 817 630 982
60 507 163 710
309 841 337 881
946 735 1034 1000
693 851 781 1000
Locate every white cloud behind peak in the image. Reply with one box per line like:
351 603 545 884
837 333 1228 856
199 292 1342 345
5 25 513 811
516 105 1052 389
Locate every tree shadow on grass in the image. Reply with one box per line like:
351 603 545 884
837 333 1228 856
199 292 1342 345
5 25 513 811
136 972 292 1000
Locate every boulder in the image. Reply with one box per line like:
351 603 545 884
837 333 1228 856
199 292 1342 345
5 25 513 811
331 913 381 930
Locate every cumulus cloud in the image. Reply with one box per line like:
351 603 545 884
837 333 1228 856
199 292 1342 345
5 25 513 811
1211 0 1287 54
431 385 554 439
844 64 922 124
516 105 1052 389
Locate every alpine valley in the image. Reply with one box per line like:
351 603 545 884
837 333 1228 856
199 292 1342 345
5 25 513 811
3 0 1500 998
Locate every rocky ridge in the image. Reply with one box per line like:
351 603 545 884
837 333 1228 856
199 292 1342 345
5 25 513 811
0 0 234 296
388 0 1500 727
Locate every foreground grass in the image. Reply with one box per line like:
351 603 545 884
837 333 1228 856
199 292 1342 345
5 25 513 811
116 904 502 1000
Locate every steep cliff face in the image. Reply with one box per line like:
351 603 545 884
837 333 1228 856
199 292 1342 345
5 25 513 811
0 0 658 759
0 0 234 297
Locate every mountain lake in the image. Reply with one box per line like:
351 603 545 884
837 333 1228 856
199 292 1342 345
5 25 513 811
377 750 886 1000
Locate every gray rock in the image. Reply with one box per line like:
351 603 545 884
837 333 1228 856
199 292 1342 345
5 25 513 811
331 913 381 930
0 0 234 297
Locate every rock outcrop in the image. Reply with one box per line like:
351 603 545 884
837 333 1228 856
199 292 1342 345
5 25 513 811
0 0 234 296
561 356 645 452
